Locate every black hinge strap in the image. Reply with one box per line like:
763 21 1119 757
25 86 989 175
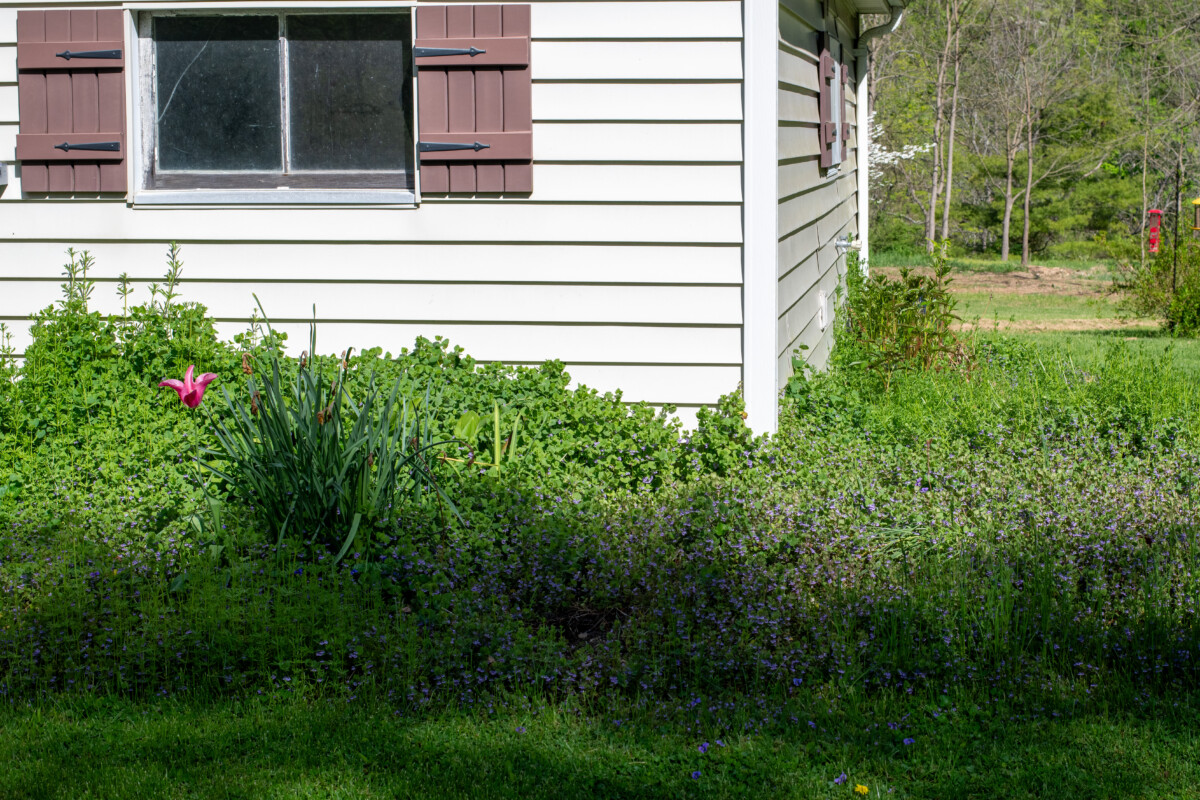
414 46 486 58
419 141 490 153
54 141 121 153
56 49 122 60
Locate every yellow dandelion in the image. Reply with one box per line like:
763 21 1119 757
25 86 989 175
854 785 869 796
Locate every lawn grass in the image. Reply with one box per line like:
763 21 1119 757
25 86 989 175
956 291 1120 323
1013 330 1200 374
3 689 1198 799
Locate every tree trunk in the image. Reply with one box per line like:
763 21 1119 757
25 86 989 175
940 41 961 243
1022 122 1035 267
1001 152 1015 263
927 82 944 247
927 12 953 249
1139 69 1150 266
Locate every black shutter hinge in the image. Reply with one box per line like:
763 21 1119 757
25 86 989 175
54 141 121 153
55 49 122 60
414 46 486 58
419 141 490 153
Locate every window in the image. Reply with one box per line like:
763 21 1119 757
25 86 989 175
15 6 531 200
137 11 415 201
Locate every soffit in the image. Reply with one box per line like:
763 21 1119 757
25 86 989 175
850 1 907 15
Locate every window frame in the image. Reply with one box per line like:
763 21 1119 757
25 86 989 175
130 6 420 206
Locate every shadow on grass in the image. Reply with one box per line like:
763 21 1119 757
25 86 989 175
1 690 1198 800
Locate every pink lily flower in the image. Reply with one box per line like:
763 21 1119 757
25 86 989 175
159 364 218 408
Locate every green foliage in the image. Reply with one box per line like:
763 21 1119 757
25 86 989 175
687 387 757 477
7 246 239 447
15 249 119 439
835 243 967 386
791 328 1200 455
1113 237 1200 335
205 306 453 563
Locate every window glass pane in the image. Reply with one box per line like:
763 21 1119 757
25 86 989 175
155 16 282 171
287 14 412 172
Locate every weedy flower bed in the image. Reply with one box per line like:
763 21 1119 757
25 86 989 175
1 250 1199 797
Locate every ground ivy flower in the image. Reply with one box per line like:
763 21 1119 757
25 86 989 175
158 364 217 408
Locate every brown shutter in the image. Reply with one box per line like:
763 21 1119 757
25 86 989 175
818 38 838 170
16 9 127 194
416 5 532 195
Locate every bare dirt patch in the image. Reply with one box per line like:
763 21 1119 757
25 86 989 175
961 317 1153 332
877 264 1110 297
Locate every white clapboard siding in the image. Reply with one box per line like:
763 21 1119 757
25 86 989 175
568 364 741 405
0 122 13 161
0 242 743 284
0 50 12 85
531 1 741 39
0 85 15 122
0 317 741 366
0 280 742 326
535 164 742 201
535 41 741 81
778 157 821 199
778 46 818 92
532 83 742 122
776 255 842 356
0 202 743 243
779 178 852 236
778 224 850 310
535 123 741 162
778 89 819 125
778 125 820 161
776 313 833 390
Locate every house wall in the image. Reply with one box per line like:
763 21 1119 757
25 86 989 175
0 0 745 425
776 0 859 391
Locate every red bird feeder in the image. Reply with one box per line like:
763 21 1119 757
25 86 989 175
1148 209 1163 254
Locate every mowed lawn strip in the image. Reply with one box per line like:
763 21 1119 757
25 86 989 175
2 692 1199 799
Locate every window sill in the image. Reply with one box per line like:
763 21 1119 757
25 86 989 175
131 189 418 206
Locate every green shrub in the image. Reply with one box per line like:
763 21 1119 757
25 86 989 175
1113 236 1200 335
15 249 118 440
838 242 967 386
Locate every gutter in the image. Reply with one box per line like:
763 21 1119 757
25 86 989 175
855 0 906 272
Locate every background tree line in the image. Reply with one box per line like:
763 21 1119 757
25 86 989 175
869 0 1200 267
